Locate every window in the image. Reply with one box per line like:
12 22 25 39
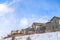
59 19 60 25
36 25 40 29
18 30 22 33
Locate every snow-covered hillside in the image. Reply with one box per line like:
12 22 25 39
3 32 60 40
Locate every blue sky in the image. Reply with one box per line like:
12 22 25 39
0 0 60 38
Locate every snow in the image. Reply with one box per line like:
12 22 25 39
3 32 60 40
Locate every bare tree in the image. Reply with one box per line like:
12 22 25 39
26 36 31 40
12 36 15 40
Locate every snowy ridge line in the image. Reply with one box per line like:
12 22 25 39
15 32 60 40
3 31 60 40
3 32 54 39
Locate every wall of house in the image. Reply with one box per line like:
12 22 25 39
48 17 60 32
50 17 59 31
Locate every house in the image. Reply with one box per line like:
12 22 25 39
3 16 60 40
32 22 46 33
50 16 60 31
45 22 53 32
46 16 60 32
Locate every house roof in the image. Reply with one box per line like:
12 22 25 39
32 22 43 26
50 16 60 21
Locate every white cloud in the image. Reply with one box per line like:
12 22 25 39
0 4 14 16
19 18 28 29
8 0 21 5
36 16 49 23
20 18 28 26
18 15 49 29
0 3 15 38
0 15 18 38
